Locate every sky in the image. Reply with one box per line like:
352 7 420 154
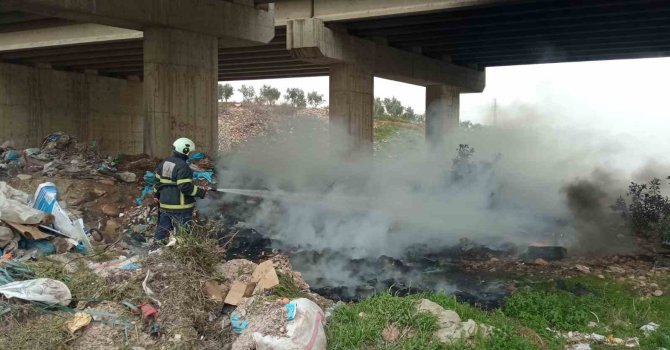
222 57 670 171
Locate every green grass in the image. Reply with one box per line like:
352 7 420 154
0 314 71 350
272 272 311 299
327 275 670 350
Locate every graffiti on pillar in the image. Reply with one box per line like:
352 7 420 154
170 116 210 149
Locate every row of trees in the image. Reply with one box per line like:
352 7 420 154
219 83 428 124
218 83 325 108
374 97 422 122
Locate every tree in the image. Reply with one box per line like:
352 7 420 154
219 83 233 102
383 97 404 117
257 85 281 105
403 106 417 121
285 88 306 108
306 91 324 108
374 97 386 118
238 85 256 103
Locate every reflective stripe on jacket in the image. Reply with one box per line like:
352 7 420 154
154 152 205 211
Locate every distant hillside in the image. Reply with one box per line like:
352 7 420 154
218 103 423 156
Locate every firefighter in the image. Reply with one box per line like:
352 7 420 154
151 137 207 248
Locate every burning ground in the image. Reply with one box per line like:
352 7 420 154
0 103 669 349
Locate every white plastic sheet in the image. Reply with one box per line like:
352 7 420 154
0 278 71 305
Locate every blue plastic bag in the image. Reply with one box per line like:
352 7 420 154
285 302 297 321
3 151 20 162
192 171 214 183
135 171 158 204
188 152 207 162
230 311 249 334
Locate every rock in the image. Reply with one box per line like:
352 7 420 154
215 259 257 283
103 219 120 243
597 274 605 279
358 312 366 318
653 290 663 297
382 324 400 342
100 203 120 217
534 258 549 266
649 283 659 289
607 266 626 274
460 319 478 337
575 265 591 273
98 179 115 186
417 299 461 327
118 171 137 183
16 174 32 181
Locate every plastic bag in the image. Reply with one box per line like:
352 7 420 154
253 298 326 350
0 278 72 305
32 182 92 253
0 182 46 224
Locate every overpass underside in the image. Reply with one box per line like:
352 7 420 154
0 0 668 157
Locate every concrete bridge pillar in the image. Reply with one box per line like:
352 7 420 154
143 27 218 158
425 85 460 147
329 64 374 158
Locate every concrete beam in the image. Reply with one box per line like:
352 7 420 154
0 23 141 52
276 0 498 25
2 0 275 46
286 18 485 91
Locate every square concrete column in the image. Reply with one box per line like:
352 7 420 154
329 64 374 158
144 27 218 157
425 85 460 147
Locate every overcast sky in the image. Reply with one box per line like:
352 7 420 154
223 57 670 171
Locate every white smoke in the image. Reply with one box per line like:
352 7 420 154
212 102 640 261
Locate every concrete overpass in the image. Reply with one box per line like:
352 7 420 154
0 0 668 157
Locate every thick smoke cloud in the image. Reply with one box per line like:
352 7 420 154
209 103 645 262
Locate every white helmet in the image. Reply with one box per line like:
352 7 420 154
173 137 195 155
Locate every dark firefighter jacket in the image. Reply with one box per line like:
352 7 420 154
154 152 206 211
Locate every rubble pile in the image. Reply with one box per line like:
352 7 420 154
218 103 328 153
0 132 141 183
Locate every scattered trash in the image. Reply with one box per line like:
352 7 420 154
640 322 660 336
252 260 280 290
140 303 159 320
32 182 92 253
252 298 327 350
554 329 640 348
224 281 256 306
142 269 161 306
64 312 92 334
0 278 71 305
88 256 140 276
